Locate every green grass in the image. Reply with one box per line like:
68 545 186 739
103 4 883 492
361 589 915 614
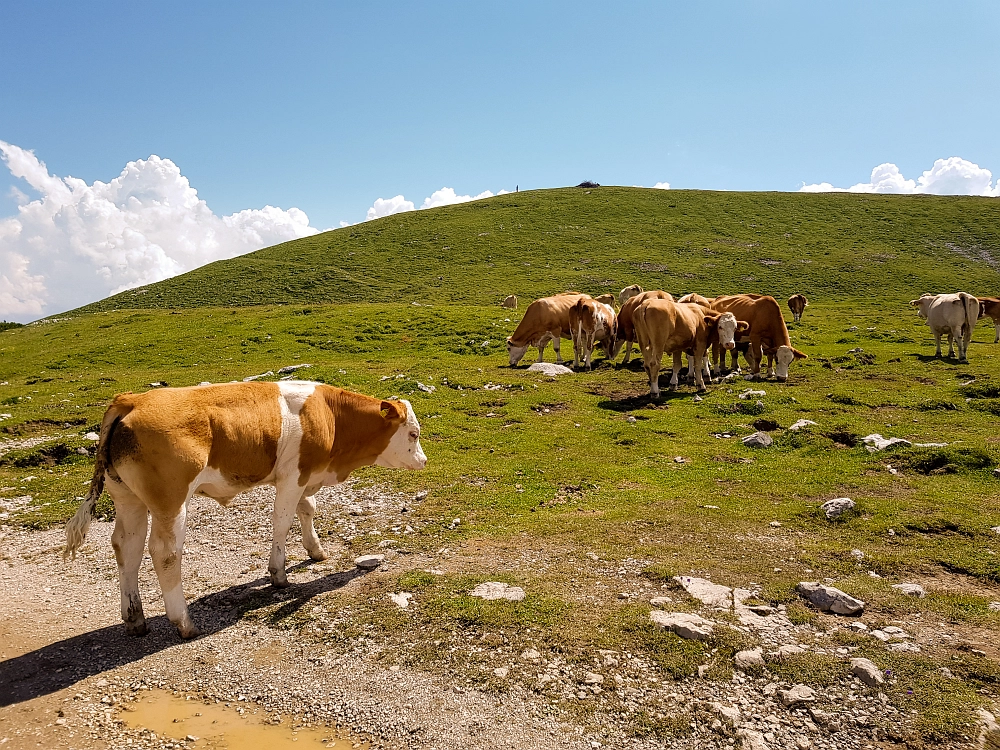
2 187 1000 743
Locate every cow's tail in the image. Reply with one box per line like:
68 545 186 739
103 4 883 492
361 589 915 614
634 304 651 359
64 399 132 559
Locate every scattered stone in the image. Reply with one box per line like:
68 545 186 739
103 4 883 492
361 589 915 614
649 610 715 640
862 433 912 451
871 629 890 642
891 583 926 598
796 582 865 615
848 622 868 632
710 701 742 728
978 710 1000 749
388 592 412 609
778 684 816 708
994 468 1000 479
526 362 574 376
777 644 805 659
742 431 773 448
769 521 782 527
242 371 274 382
416 382 436 393
748 604 775 616
75 446 89 455
788 419 818 431
649 596 673 606
469 582 526 601
821 497 855 520
737 728 770 750
989 602 1000 612
735 648 765 669
808 708 840 732
738 389 767 399
887 641 920 653
939 667 955 679
673 456 687 463
276 364 312 374
850 657 884 687
520 649 541 661
354 554 385 571
147 381 168 388
583 672 604 685
85 431 100 441
693 394 703 403
673 576 733 609
850 548 864 561
492 667 509 679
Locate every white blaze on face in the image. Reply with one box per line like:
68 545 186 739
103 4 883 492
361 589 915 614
716 312 738 350
508 339 529 366
775 346 796 380
376 399 427 470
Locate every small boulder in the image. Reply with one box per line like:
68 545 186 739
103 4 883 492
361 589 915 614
276 364 312 375
649 610 714 641
796 582 865 615
742 431 773 448
673 576 733 609
735 648 765 669
526 362 574 376
85 432 100 441
891 583 926 598
738 389 767 399
520 648 541 661
583 672 604 685
821 497 855 520
388 592 412 609
355 554 385 570
849 657 884 687
470 582 526 601
777 644 806 659
788 419 818 431
709 702 742 728
492 667 509 678
242 371 274 382
862 433 912 451
778 684 816 708
737 729 770 750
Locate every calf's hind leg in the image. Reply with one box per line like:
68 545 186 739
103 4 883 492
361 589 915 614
148 502 198 638
108 482 150 636
297 493 327 561
269 481 306 588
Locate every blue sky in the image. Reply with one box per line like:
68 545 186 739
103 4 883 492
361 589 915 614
1 2 999 319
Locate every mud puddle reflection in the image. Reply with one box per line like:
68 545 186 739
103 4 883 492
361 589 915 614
123 689 363 749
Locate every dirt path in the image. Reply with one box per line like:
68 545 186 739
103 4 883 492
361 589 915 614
0 485 591 750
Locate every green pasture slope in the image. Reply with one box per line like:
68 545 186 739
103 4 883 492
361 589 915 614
3 187 1000 742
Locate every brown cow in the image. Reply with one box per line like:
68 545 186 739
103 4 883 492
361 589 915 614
64 382 426 638
788 294 808 322
632 298 740 395
679 293 749 381
569 298 617 370
594 293 617 309
979 297 1000 343
507 294 590 365
711 295 807 380
613 290 674 364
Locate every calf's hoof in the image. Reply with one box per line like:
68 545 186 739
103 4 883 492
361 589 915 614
125 619 148 637
176 622 201 640
308 547 328 562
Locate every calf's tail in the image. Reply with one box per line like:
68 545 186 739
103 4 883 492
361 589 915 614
959 292 980 344
64 399 132 559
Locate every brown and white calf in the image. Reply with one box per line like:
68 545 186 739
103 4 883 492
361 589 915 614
787 294 808 322
978 297 1000 343
65 382 427 639
501 295 518 309
710 295 807 380
613 290 674 364
569 297 617 370
507 293 590 365
632 298 740 395
910 292 981 362
618 284 644 307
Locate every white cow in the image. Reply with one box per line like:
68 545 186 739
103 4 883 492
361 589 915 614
910 292 981 363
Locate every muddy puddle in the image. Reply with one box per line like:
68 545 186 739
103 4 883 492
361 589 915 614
122 689 363 749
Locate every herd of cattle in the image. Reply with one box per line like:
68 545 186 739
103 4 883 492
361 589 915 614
504 288 1000 396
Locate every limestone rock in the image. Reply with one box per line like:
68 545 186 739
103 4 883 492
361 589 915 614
277 364 312 374
492 667 509 678
649 610 714 640
849 657 884 687
891 582 926 598
737 728 770 750
821 497 855 520
796 581 865 615
710 701 742 728
738 389 767 399
583 672 604 685
521 648 541 661
526 362 574 376
742 431 773 448
469 582 526 601
388 592 412 609
673 575 733 608
779 684 816 708
735 648 765 669
862 433 912 451
354 554 385 570
788 419 818 431
777 644 805 659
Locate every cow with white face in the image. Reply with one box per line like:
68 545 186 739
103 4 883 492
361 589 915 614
65 381 426 639
710 295 807 381
507 293 590 366
910 292 981 362
618 284 643 307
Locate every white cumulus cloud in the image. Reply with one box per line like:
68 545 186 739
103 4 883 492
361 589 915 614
358 185 509 225
801 157 1000 196
652 182 671 190
365 195 416 221
0 141 319 321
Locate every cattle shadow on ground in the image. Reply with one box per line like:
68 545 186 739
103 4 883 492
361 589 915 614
595 388 693 413
906 352 964 364
0 566 363 708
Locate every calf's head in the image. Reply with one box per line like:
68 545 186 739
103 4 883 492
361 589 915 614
507 337 529 366
374 399 427 471
774 346 807 381
712 312 745 350
909 296 934 319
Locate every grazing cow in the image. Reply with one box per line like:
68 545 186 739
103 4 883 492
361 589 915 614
711 295 807 380
788 294 808 322
594 293 617 309
677 292 715 307
507 293 590 365
64 382 426 638
502 295 518 309
678 293 748 381
978 297 1000 343
632 298 740 395
613 290 674 364
618 284 644 307
910 292 981 362
569 297 617 370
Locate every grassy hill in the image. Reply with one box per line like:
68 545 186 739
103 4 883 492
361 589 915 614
74 187 1000 314
4 187 1000 742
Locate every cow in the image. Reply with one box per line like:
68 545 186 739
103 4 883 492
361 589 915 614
613 290 674 364
677 292 714 307
594 293 617 309
678 293 748 381
618 284 644 307
64 382 427 639
569 297 617 370
788 294 808 322
502 295 518 309
978 297 1000 343
909 292 981 362
507 293 590 366
710 295 807 380
632 298 740 395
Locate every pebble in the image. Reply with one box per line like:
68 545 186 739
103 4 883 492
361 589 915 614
354 554 385 571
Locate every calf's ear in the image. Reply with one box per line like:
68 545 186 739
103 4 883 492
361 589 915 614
792 348 808 360
380 400 407 422
703 314 721 326
736 321 750 333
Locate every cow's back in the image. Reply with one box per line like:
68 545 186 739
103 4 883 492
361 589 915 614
510 294 590 345
620 291 673 336
713 294 790 348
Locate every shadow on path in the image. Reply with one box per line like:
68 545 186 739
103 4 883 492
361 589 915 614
0 565 363 708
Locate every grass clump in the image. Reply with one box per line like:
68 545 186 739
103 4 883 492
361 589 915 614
894 447 994 475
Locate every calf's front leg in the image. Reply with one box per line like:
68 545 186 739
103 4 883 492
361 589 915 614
270 481 306 588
